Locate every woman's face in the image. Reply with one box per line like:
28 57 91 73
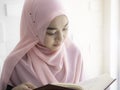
44 15 69 51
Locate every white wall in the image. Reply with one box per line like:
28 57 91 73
0 0 24 73
67 0 104 79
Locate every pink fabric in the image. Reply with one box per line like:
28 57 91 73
0 0 83 90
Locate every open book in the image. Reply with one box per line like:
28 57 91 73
34 73 116 90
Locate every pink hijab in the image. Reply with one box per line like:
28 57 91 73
0 0 83 90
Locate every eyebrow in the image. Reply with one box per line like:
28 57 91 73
47 22 69 30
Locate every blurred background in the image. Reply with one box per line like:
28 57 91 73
0 0 119 89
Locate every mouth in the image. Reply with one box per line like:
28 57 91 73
53 44 61 47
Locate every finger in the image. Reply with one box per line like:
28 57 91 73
21 85 32 90
24 82 37 89
12 84 32 90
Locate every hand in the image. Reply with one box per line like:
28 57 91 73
12 82 37 90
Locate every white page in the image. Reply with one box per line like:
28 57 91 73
78 74 116 90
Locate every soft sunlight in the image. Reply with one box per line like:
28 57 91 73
0 0 119 89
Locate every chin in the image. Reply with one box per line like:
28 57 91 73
50 47 60 52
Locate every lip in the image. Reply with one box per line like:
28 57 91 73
53 44 61 46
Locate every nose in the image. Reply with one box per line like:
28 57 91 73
55 31 64 42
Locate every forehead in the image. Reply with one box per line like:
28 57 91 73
48 15 68 27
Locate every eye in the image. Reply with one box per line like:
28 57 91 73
63 28 68 31
63 26 69 31
46 30 56 36
47 32 55 35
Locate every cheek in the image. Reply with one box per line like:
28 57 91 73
63 31 68 39
44 36 55 46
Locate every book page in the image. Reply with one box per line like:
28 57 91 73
53 73 116 90
34 84 77 90
78 73 116 90
53 83 83 90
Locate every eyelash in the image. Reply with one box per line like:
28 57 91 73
63 28 68 31
47 28 68 35
47 32 56 35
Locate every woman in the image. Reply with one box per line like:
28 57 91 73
0 0 84 90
